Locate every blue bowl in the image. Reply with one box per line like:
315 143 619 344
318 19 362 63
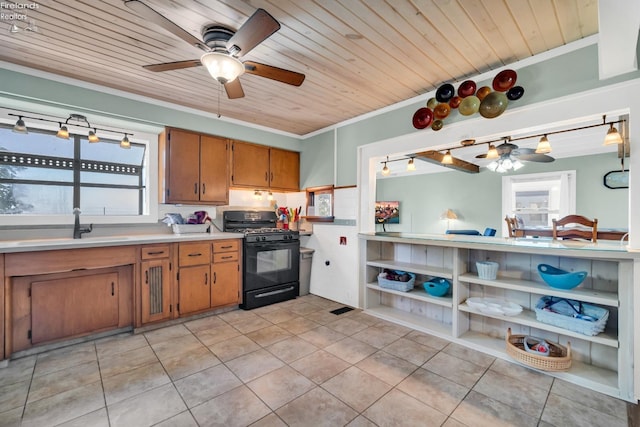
537 264 587 290
423 278 450 297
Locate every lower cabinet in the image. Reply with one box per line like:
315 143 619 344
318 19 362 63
176 239 242 316
140 244 173 325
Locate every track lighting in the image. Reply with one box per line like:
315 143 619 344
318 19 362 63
88 129 99 143
407 157 416 171
381 162 390 176
120 134 131 149
12 116 27 134
7 111 134 149
603 123 623 146
56 123 69 139
441 150 453 165
535 135 551 154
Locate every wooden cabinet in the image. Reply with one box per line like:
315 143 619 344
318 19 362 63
211 240 241 307
140 244 172 325
177 242 212 316
160 128 229 205
31 271 119 344
230 140 299 191
361 234 636 401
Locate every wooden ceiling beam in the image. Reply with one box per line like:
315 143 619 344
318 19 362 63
414 150 480 174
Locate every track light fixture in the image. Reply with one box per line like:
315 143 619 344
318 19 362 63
407 157 416 171
12 116 27 134
535 135 551 154
603 122 623 146
7 110 134 149
486 144 499 159
441 150 453 165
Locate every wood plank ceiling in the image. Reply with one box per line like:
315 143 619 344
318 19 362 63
0 0 598 136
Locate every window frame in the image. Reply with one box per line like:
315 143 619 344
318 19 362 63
0 118 159 226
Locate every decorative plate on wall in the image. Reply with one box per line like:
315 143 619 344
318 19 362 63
603 170 629 189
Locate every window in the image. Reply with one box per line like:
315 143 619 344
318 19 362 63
0 125 147 217
305 185 334 221
502 171 576 231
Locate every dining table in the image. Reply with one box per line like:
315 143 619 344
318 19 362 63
514 227 629 241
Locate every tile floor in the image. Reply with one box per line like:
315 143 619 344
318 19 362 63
0 294 635 427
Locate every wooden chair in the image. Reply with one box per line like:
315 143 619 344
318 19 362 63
504 216 518 238
552 215 598 242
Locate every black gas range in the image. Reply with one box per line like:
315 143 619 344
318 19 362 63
221 210 300 309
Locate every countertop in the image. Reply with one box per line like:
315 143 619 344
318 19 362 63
360 232 638 259
0 232 245 253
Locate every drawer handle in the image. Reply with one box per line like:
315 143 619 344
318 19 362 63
188 253 202 257
220 245 233 249
148 251 165 255
221 255 233 259
111 282 115 296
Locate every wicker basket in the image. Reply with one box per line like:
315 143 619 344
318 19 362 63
535 296 609 336
506 328 571 371
377 270 415 292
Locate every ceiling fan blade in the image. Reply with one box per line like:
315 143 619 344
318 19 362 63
243 61 305 86
517 154 555 162
475 153 487 159
143 59 202 72
124 0 208 52
224 79 245 99
226 9 280 57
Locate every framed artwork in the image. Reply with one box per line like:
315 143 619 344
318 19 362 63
375 201 400 224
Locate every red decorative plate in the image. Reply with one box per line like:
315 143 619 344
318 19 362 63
412 107 433 129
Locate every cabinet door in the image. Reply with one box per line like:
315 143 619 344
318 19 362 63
211 261 240 307
178 265 211 315
269 148 300 191
141 259 172 324
200 135 229 204
31 272 119 344
231 141 270 188
167 129 201 203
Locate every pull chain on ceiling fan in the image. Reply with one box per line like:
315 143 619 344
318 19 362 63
124 1 305 99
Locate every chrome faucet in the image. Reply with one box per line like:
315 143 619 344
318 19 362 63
73 207 93 239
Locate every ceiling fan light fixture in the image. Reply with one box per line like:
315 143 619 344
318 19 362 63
441 150 453 165
535 135 552 154
603 123 623 146
200 52 245 84
56 123 69 139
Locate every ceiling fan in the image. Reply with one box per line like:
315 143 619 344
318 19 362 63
124 1 305 99
476 141 554 172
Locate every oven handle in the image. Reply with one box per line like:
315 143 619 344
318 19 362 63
255 286 295 298
246 242 299 250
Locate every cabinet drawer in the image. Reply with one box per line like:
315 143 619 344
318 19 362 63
179 243 211 266
141 244 170 260
213 252 238 263
213 240 239 253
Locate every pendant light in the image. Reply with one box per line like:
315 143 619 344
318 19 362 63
381 156 390 176
535 135 551 154
486 144 499 159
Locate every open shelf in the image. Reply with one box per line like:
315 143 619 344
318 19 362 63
367 259 453 279
458 303 618 347
458 331 619 395
364 306 451 338
366 282 453 308
458 273 618 307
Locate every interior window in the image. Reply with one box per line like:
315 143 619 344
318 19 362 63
0 126 146 216
305 185 334 221
502 171 576 232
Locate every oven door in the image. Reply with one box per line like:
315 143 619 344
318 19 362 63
244 240 300 291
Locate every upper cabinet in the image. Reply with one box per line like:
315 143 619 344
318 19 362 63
231 140 299 191
159 128 229 205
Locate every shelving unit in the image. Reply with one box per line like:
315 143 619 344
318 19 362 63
359 233 636 402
